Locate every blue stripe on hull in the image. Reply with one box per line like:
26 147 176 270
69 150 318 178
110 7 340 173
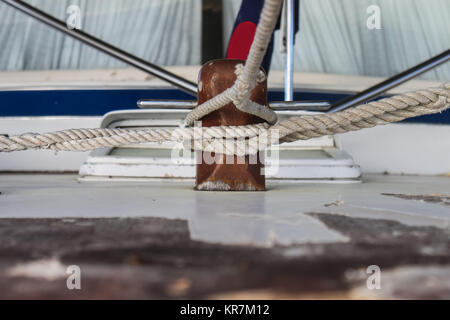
0 88 448 124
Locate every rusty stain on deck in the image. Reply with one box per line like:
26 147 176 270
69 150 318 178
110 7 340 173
0 214 449 299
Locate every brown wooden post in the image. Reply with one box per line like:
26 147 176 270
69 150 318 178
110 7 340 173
195 59 267 191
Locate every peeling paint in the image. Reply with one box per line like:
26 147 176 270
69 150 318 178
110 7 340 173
0 214 449 299
382 193 450 207
324 200 344 207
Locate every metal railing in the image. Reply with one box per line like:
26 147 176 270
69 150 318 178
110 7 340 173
330 49 450 112
138 99 331 111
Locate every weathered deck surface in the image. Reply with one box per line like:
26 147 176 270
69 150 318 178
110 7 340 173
0 174 449 299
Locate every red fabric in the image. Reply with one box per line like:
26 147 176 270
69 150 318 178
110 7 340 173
226 21 257 60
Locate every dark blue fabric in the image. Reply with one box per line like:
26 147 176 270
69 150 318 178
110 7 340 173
1 88 449 125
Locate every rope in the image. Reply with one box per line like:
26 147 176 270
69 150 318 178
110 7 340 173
183 0 281 126
1 84 449 155
1 0 449 156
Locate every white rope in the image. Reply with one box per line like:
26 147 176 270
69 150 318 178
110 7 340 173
1 0 449 156
1 84 449 155
183 0 281 126
234 64 266 84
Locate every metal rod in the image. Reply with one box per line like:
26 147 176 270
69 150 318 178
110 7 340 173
329 49 450 113
138 100 197 109
284 0 294 101
271 100 330 111
1 0 198 96
138 99 331 111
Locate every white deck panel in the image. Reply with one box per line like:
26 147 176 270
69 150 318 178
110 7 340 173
0 174 449 247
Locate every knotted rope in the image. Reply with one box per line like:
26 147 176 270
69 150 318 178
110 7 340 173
1 0 449 156
183 0 281 126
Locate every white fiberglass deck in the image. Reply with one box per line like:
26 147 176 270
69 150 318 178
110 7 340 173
1 173 449 247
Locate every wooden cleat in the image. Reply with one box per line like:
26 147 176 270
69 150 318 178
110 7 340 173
195 59 267 191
